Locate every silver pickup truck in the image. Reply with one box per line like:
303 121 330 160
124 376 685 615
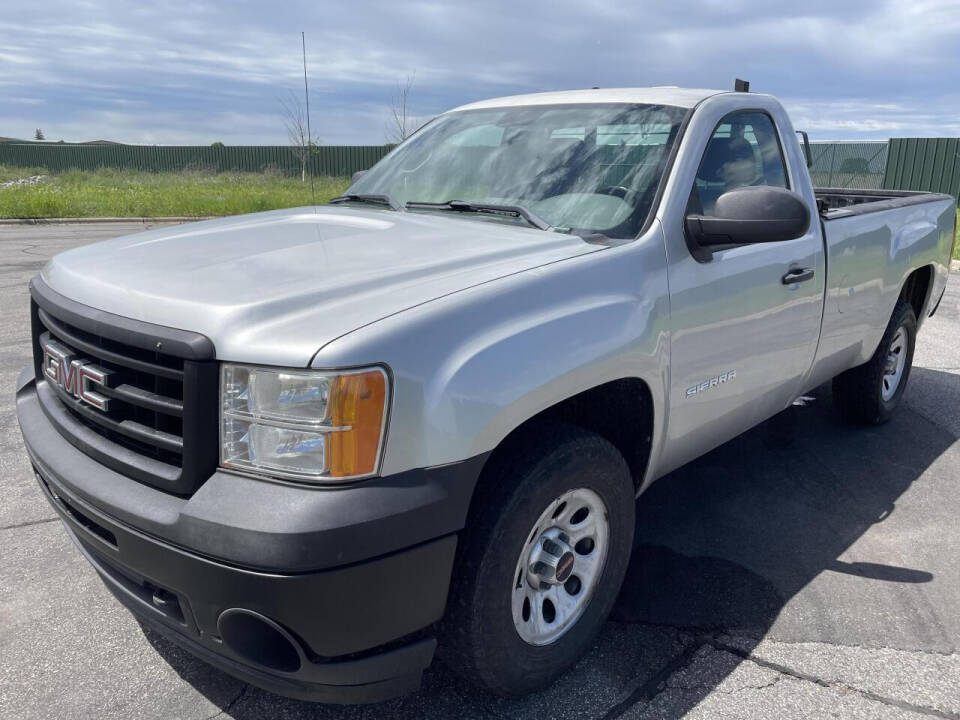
15 86 956 703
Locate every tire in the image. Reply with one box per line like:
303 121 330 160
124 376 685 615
441 424 635 697
832 298 917 424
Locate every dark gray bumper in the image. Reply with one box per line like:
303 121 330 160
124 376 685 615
16 370 487 702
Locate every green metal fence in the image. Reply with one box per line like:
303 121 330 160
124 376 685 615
2 137 958 203
0 143 391 177
884 138 960 204
808 141 889 190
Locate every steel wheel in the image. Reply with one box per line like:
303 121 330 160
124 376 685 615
511 487 609 646
442 425 635 696
833 299 917 425
882 326 908 401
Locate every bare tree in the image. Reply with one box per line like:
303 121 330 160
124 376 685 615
280 90 319 182
34 128 45 141
386 72 416 144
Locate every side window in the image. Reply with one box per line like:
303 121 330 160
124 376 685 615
689 111 788 215
447 124 505 147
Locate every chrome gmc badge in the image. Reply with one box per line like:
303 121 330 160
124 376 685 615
41 339 112 411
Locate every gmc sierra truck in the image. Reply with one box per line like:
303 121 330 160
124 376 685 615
16 86 956 703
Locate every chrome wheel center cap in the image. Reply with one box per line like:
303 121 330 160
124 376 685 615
527 527 576 587
884 353 899 375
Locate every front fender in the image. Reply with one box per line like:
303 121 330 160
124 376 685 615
430 288 664 461
312 227 671 481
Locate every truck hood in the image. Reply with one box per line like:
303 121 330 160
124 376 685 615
42 206 599 366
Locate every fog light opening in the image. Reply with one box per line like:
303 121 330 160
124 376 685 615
217 609 303 674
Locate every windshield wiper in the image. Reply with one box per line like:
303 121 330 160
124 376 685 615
405 200 552 231
328 193 404 211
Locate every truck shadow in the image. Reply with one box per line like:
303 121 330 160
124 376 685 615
144 372 957 719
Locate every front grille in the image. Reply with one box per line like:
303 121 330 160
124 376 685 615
30 279 218 495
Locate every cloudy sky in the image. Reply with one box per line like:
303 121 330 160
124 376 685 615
2 0 959 145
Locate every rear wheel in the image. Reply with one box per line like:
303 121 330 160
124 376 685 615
442 425 635 696
833 298 917 424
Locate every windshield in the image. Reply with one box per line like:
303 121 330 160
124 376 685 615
348 103 688 239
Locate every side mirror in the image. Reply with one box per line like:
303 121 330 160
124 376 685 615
685 186 810 257
351 170 367 184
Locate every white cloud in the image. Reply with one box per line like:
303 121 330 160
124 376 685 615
783 97 960 139
0 0 958 143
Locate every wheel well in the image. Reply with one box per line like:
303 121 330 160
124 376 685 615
494 378 653 490
901 265 933 319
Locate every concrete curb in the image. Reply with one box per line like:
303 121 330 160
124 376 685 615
0 216 213 226
952 259 960 273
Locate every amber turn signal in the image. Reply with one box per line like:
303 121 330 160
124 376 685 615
328 370 388 477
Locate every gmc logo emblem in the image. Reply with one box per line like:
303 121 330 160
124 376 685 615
41 339 112 411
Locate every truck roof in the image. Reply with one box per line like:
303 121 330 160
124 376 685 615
449 87 727 112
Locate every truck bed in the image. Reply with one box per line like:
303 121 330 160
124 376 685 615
807 185 954 395
815 188 949 219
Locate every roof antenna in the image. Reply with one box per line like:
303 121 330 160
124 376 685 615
301 31 316 208
734 78 750 92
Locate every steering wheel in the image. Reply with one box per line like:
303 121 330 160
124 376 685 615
596 185 640 206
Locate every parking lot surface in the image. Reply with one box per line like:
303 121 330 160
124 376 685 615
1 222 959 720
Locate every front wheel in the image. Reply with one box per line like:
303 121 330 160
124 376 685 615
441 425 635 696
833 298 917 424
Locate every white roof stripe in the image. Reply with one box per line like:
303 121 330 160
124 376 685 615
447 87 726 113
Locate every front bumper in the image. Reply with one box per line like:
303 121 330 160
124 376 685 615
16 371 485 703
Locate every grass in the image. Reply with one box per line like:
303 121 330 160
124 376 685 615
0 166 349 218
1 167 958 259
955 208 960 261
0 165 47 183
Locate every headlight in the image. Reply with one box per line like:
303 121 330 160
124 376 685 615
220 364 389 483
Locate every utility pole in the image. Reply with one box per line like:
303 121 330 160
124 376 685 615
302 31 315 206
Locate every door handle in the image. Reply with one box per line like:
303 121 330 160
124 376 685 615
782 267 814 285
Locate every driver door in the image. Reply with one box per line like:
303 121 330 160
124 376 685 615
660 110 824 473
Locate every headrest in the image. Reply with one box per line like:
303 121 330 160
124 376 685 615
700 137 757 186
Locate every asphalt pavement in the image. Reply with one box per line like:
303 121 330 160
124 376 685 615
1 222 958 720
